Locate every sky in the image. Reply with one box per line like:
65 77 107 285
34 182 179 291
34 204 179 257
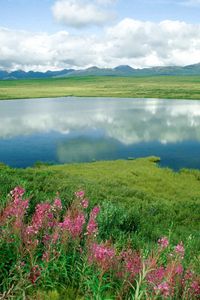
0 0 200 71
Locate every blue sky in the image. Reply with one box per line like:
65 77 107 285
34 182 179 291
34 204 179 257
1 0 200 31
0 0 200 71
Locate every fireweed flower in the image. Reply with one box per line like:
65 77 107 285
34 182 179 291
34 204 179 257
87 218 98 236
52 232 59 244
154 282 170 298
81 198 89 209
122 249 142 280
10 186 25 199
175 242 185 259
158 237 169 249
75 191 85 198
53 198 62 210
42 251 50 263
31 203 52 232
42 234 51 245
29 265 41 284
86 206 100 236
147 266 165 285
175 264 183 275
25 225 38 235
89 242 115 272
190 280 200 297
23 202 54 249
1 187 29 229
2 188 200 299
91 206 100 218
60 213 85 238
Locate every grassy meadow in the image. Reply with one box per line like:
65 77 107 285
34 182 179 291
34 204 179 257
1 157 200 248
0 75 200 100
0 157 200 298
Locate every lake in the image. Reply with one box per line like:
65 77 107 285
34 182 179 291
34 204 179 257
0 97 200 170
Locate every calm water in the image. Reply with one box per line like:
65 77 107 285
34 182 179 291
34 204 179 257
0 97 200 170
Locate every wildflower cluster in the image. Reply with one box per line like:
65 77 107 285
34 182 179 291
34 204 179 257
0 187 199 299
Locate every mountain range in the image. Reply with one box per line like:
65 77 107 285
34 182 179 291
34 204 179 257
0 63 200 80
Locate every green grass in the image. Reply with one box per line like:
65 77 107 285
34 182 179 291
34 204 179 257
0 157 200 255
1 157 200 298
0 75 200 100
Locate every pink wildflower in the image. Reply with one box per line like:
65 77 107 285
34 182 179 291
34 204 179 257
89 242 115 271
158 237 169 249
122 250 142 279
190 280 200 296
23 202 54 248
53 198 62 210
87 218 98 236
31 203 52 232
29 265 41 284
42 251 50 262
175 264 183 275
1 187 29 229
61 216 71 229
10 186 25 199
60 213 85 238
75 190 85 198
81 198 89 209
42 234 51 245
147 266 165 285
25 225 38 235
175 242 185 259
154 282 170 298
86 206 100 236
91 206 100 218
184 269 193 281
52 232 59 244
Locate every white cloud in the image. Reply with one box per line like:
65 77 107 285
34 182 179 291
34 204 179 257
0 27 97 71
52 0 116 28
103 19 200 67
0 18 200 71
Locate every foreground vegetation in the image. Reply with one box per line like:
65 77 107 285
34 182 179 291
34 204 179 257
1 186 199 299
0 76 200 100
0 157 200 298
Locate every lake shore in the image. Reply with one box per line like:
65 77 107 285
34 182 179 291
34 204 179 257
0 75 200 100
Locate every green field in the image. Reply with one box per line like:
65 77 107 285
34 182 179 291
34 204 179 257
0 75 200 100
1 157 200 298
1 157 200 254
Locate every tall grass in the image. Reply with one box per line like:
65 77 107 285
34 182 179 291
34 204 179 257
0 187 199 299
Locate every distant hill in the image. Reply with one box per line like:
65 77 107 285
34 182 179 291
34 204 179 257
0 69 74 80
0 63 200 80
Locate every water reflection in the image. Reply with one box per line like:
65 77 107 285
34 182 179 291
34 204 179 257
0 97 200 168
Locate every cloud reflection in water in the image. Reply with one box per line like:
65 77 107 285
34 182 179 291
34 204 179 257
1 97 200 168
